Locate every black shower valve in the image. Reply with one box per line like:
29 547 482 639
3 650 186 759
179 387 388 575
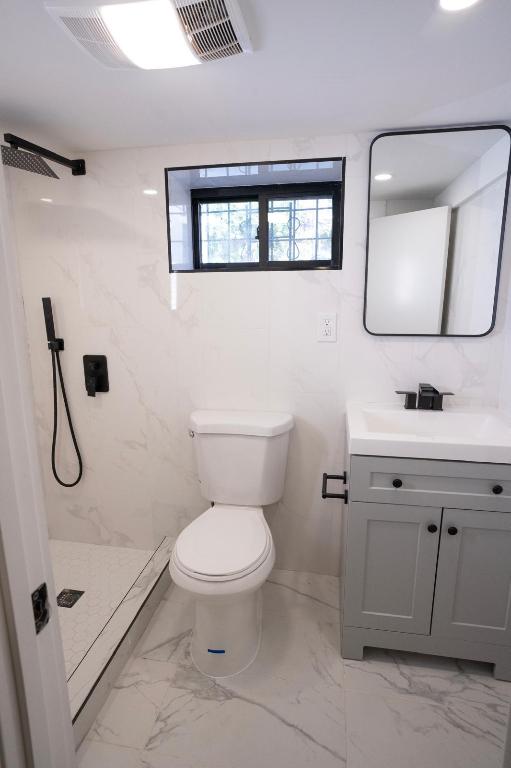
83 355 109 397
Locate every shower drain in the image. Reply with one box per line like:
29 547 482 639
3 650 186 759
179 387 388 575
57 589 84 608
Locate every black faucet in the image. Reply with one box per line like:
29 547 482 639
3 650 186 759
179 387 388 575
396 383 454 411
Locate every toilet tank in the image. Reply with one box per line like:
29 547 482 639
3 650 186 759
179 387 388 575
189 410 294 506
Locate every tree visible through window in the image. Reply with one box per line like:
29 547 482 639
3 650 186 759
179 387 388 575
191 181 342 270
268 197 333 262
200 200 258 264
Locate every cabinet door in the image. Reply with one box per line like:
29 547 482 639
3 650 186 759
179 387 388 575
343 502 442 634
432 508 511 646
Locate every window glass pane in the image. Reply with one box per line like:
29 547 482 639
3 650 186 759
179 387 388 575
268 197 333 261
200 200 259 264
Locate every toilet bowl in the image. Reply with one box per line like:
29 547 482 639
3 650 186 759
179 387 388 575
169 410 293 677
170 505 275 676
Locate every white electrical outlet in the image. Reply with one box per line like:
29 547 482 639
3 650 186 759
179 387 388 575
317 312 337 342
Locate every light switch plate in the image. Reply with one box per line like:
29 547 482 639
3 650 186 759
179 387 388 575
317 312 337 342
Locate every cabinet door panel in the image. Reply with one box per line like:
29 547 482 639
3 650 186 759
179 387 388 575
432 508 511 645
343 502 442 634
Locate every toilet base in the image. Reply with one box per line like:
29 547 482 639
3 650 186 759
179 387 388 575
191 589 263 678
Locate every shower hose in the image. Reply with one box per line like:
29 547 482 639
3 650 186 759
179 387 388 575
50 348 83 487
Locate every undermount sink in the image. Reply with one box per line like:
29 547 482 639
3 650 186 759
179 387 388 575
347 402 511 463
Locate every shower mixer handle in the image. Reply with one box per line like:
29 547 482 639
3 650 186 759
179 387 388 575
83 355 109 398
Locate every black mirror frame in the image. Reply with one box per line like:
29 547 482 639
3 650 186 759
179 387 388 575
363 124 511 338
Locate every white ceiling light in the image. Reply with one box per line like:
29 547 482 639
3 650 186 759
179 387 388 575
439 0 481 11
143 188 158 195
374 173 392 181
100 0 199 69
40 197 53 203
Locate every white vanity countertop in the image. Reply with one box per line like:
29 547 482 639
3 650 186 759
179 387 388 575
346 401 511 463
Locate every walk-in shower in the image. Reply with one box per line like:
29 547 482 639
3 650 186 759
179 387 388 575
3 143 172 744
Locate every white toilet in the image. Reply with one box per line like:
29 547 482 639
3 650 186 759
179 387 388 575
169 409 294 677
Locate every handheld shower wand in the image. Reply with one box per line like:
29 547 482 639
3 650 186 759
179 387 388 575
42 298 83 487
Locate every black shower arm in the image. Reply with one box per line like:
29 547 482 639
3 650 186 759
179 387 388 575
4 134 86 176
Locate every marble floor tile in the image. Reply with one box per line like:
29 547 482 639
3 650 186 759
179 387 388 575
78 569 509 768
134 585 194 666
344 647 511 707
77 739 142 768
265 568 341 611
345 687 508 768
88 657 178 750
143 596 346 767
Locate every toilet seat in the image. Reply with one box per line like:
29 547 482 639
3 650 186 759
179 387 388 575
173 505 272 582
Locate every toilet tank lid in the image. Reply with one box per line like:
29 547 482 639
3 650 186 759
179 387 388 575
190 410 294 437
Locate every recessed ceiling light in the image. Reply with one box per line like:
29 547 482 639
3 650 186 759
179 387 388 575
143 188 158 196
374 173 392 182
439 0 480 11
100 0 199 70
40 197 53 203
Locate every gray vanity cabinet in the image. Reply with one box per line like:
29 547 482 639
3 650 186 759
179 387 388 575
343 502 441 634
342 455 511 680
432 508 511 646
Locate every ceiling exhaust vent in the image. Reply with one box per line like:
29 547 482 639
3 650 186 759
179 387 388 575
174 0 252 62
45 6 136 68
45 0 252 69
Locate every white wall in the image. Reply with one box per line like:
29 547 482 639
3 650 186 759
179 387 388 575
436 135 509 335
445 176 506 334
366 206 450 334
6 132 511 576
370 199 435 218
168 170 193 270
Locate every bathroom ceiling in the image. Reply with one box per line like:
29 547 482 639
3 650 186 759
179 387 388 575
371 129 505 199
0 0 511 152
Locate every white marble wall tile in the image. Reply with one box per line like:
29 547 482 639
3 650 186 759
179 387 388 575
7 130 511 575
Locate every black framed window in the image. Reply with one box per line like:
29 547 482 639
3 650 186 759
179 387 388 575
191 181 342 271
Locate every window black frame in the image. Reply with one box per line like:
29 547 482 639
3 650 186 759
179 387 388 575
165 157 345 273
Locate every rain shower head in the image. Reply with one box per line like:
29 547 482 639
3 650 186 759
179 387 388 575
1 145 59 178
2 134 85 176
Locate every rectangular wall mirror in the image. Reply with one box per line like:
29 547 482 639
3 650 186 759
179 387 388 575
364 126 511 336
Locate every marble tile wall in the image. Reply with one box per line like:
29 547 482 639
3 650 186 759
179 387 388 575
7 131 511 575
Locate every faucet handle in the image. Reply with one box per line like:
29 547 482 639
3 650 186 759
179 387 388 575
432 392 454 411
396 390 417 410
